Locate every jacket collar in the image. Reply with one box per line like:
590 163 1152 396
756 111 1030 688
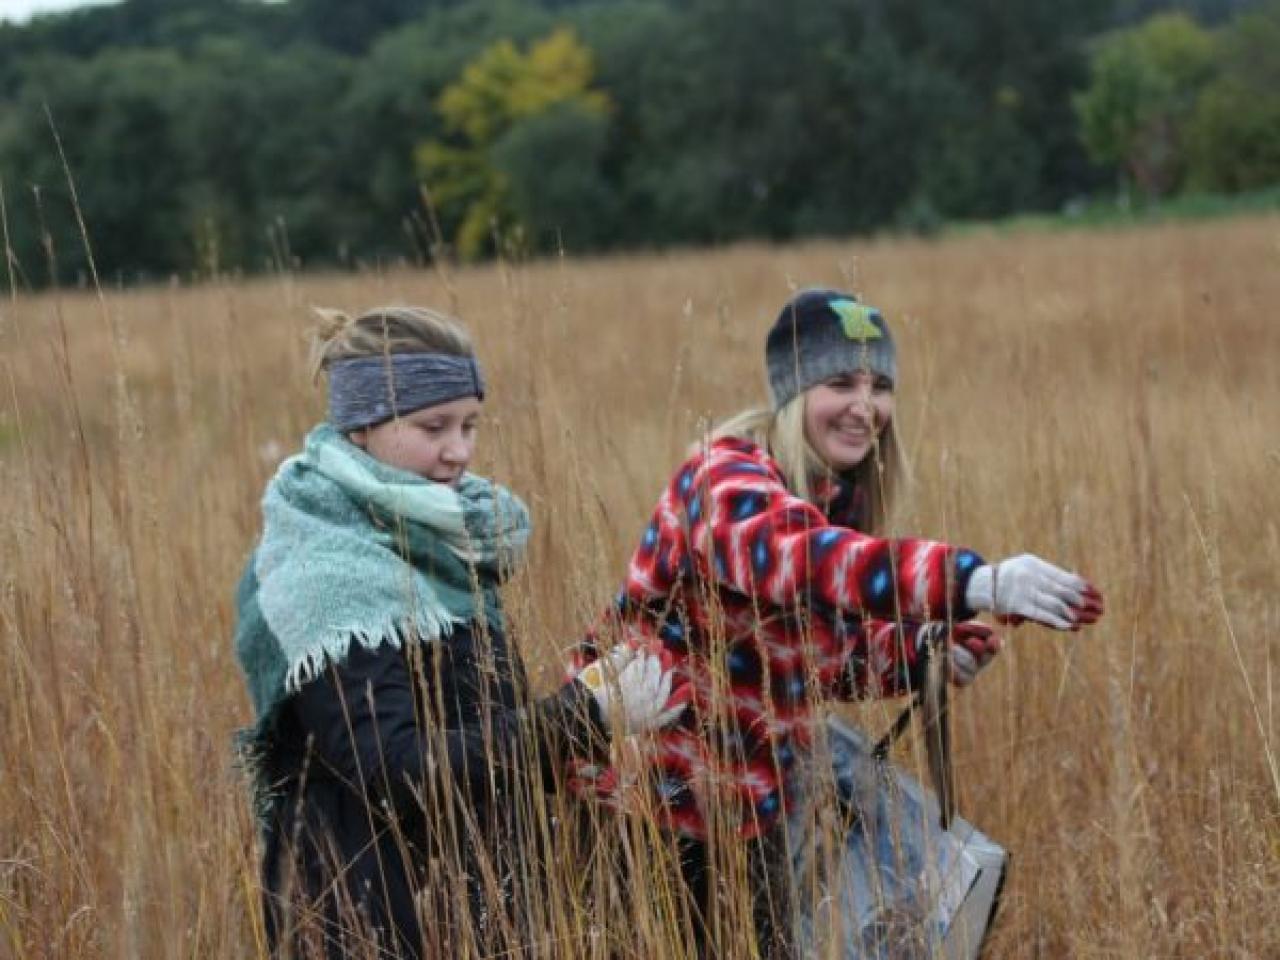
812 472 865 529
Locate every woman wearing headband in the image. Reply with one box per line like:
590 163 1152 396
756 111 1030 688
233 306 679 959
570 289 1105 958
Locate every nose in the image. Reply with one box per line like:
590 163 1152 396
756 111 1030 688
441 429 470 465
845 381 873 416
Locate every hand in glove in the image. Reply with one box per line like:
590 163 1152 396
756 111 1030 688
919 621 1001 687
576 645 687 734
965 553 1104 631
944 621 1002 687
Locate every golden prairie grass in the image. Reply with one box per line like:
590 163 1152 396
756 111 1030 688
1 216 1278 958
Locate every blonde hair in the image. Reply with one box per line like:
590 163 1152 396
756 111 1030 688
713 395 904 535
308 304 473 382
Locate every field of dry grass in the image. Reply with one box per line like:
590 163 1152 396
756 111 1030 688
2 215 1278 958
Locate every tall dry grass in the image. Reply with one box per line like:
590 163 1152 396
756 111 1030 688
1 216 1278 958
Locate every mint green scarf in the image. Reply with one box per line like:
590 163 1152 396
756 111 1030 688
234 423 530 751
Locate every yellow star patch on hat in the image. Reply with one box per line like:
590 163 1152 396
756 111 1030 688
830 298 883 341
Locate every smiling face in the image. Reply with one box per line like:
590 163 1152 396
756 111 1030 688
802 370 894 471
349 396 482 485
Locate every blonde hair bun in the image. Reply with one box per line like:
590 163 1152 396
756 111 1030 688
307 304 473 382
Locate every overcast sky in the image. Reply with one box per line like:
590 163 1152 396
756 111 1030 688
0 0 120 24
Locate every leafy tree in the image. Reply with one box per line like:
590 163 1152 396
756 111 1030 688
287 0 442 55
328 2 551 264
560 1 676 245
1185 0 1280 191
617 0 867 243
9 0 288 59
415 26 610 258
895 0 1113 216
597 0 1109 243
1074 12 1218 197
492 100 616 251
0 49 192 283
1110 0 1259 27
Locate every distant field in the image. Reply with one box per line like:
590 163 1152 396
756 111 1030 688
952 185 1280 237
2 215 1277 957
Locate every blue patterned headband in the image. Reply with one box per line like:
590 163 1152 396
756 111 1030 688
327 353 485 432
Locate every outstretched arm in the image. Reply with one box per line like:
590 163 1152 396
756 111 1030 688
663 441 984 622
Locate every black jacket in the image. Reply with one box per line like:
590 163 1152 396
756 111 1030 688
259 619 605 959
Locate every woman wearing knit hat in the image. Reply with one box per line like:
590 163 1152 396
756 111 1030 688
568 288 1105 958
232 305 681 960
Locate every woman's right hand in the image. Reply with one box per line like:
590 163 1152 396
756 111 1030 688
575 645 687 734
946 622 1002 686
964 554 1104 630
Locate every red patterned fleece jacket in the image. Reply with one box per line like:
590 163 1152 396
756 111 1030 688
570 436 985 840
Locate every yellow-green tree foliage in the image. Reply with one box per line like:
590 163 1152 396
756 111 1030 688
1185 0 1280 192
1074 13 1217 197
416 28 610 259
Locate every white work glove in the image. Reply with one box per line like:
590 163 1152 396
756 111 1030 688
964 554 1105 631
575 646 686 734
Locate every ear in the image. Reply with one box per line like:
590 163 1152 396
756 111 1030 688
347 428 368 449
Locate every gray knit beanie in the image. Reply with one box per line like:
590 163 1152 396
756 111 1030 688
765 288 896 409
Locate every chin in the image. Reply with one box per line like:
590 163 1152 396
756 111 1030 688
824 446 872 472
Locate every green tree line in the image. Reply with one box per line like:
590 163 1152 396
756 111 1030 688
0 0 1275 283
